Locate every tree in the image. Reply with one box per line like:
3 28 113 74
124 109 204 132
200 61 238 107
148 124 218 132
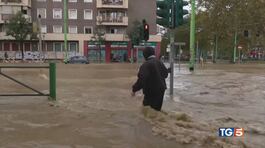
91 24 105 63
127 20 144 62
6 12 33 60
196 0 265 60
127 20 143 48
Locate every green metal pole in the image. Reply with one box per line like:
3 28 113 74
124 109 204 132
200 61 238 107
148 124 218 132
49 63 56 101
233 31 237 63
64 0 68 63
169 29 174 96
189 0 196 71
215 35 218 63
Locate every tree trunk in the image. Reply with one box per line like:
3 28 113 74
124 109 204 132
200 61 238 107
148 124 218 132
20 41 24 61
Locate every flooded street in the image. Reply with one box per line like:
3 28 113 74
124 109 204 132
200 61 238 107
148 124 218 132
165 64 265 147
0 63 265 148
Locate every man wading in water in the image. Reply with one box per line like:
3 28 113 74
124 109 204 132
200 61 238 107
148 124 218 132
131 47 170 111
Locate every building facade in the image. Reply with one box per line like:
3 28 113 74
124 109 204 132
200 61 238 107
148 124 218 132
0 0 161 62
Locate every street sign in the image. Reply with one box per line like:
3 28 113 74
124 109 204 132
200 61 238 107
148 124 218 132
174 42 186 46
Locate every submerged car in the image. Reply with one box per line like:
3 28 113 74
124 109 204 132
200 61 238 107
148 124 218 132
65 56 89 64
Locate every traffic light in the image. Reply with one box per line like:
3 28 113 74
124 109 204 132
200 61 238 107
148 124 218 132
143 23 149 41
157 0 189 28
175 0 189 26
156 0 171 28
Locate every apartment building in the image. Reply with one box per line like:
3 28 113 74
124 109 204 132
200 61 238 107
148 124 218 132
0 0 161 62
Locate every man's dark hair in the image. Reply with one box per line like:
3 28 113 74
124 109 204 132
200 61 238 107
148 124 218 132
143 47 155 60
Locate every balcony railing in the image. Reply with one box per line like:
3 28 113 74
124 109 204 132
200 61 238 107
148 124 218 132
97 0 128 9
1 0 22 3
0 14 31 23
102 0 123 5
0 0 31 7
97 16 128 26
1 14 14 21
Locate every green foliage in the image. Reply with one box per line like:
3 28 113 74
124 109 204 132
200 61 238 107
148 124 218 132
160 37 170 56
91 26 105 45
90 24 106 63
196 0 265 58
127 20 143 47
6 12 32 41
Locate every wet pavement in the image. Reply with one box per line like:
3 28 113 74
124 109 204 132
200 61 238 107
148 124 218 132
0 63 264 148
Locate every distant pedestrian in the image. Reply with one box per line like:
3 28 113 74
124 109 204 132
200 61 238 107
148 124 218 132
131 47 170 111
4 52 8 59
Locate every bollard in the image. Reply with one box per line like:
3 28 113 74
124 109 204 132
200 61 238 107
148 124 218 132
49 63 56 101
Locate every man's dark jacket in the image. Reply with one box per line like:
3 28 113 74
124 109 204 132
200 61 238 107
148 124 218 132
132 57 168 95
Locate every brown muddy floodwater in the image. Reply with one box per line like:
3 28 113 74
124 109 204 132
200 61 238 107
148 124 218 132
0 63 264 148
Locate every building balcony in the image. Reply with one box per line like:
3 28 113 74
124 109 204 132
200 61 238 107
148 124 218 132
97 16 128 26
97 0 128 9
0 14 31 23
0 0 31 7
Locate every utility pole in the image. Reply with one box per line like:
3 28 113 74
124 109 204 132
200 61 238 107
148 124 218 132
169 29 174 96
233 31 237 63
169 0 175 96
38 15 42 61
196 40 199 64
215 35 218 63
64 0 68 62
189 0 196 71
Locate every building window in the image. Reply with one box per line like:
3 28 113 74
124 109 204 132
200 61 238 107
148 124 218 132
84 0 92 2
53 9 62 19
84 9 93 20
53 0 62 2
37 0 46 1
32 43 38 51
24 43 31 51
37 8 46 19
84 26 93 34
68 9 77 19
54 42 63 52
69 26 77 34
69 42 78 52
12 43 19 51
0 25 7 32
110 28 118 34
53 25 62 33
4 42 10 51
41 25 47 33
69 0 77 2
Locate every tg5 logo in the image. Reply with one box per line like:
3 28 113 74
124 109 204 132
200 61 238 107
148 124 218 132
219 128 244 137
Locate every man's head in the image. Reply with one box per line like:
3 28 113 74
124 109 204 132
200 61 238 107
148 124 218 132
143 47 155 60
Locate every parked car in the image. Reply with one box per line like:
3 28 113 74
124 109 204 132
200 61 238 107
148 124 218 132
65 56 89 64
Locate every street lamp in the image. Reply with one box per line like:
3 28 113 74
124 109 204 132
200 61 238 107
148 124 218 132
63 0 68 62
